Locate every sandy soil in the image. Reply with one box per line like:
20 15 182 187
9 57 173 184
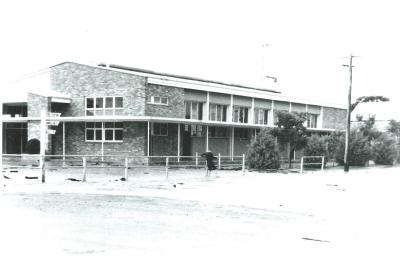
1 165 400 263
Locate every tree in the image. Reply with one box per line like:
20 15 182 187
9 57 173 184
387 119 400 141
357 115 381 141
344 95 390 171
304 134 329 168
387 119 400 162
372 134 397 165
326 131 343 160
336 130 372 166
271 111 308 168
247 129 280 170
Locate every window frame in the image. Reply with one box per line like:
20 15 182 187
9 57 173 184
152 123 168 136
234 128 250 139
85 122 124 142
190 124 203 137
85 96 123 116
184 101 203 120
148 96 169 106
254 108 269 125
208 126 227 138
233 106 249 123
307 114 318 128
209 103 227 122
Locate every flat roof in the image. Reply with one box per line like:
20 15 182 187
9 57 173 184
103 63 281 94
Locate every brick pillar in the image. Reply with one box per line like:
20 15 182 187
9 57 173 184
27 93 52 154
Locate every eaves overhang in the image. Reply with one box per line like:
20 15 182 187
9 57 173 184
1 115 339 132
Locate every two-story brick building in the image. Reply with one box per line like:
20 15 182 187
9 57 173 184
2 62 346 158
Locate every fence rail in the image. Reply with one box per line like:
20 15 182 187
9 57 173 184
1 153 245 183
300 156 325 173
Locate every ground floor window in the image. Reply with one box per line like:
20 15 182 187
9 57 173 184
4 123 27 154
191 124 203 137
208 126 227 138
86 122 123 142
234 128 250 139
152 123 168 136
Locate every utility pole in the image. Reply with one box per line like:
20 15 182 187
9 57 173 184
0 99 3 186
343 55 355 172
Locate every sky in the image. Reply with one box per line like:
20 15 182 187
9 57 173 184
1 0 399 120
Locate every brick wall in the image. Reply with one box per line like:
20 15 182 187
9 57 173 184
52 122 147 156
145 84 185 118
150 123 182 156
323 107 347 130
50 62 146 117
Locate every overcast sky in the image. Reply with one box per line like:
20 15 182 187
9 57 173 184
1 0 399 119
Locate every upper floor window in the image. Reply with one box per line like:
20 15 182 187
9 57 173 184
307 114 318 128
233 106 249 123
254 108 269 125
85 122 123 142
152 123 168 136
86 96 123 116
185 101 203 120
148 96 168 105
209 104 227 122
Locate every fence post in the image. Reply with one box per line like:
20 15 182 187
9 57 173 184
165 157 169 179
124 157 128 180
300 157 304 173
205 160 208 177
218 153 221 169
40 155 45 183
321 156 325 172
82 157 87 182
242 154 245 176
195 152 198 168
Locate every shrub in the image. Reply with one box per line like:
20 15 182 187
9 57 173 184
372 134 397 165
26 138 40 154
326 131 343 160
303 134 328 168
335 131 372 166
247 129 280 170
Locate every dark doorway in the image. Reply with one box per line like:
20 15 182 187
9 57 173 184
5 123 27 154
182 124 191 156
